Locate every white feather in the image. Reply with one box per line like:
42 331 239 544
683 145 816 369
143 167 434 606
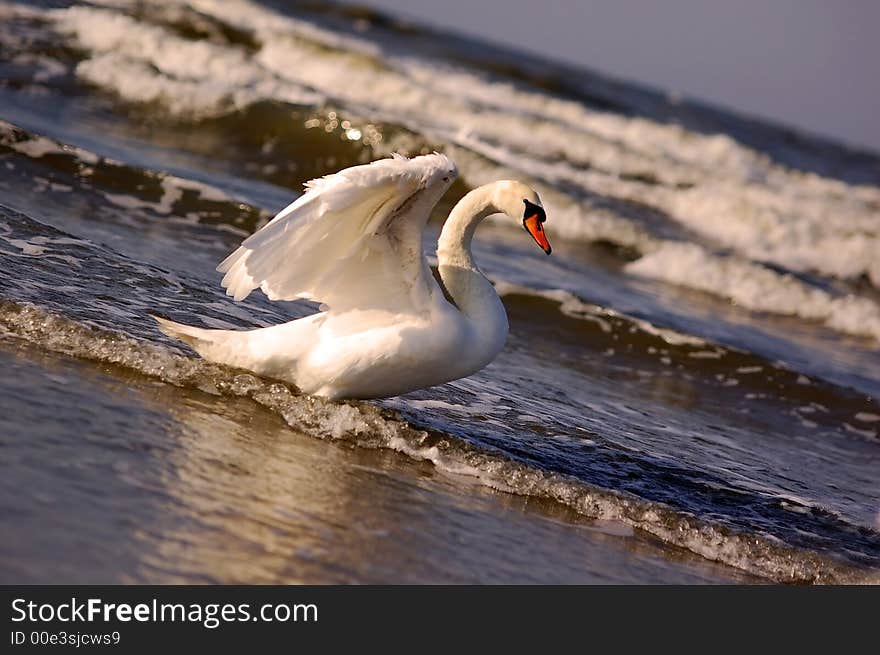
217 152 457 313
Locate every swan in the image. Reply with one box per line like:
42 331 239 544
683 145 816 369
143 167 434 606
154 153 550 400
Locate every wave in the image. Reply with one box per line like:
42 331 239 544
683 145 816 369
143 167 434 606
627 243 880 342
0 199 878 582
494 282 879 441
0 118 267 230
1 299 875 584
9 0 877 345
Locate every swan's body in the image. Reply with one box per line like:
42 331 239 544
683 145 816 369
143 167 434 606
155 153 550 400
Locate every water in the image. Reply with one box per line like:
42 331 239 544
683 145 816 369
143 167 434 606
0 0 878 584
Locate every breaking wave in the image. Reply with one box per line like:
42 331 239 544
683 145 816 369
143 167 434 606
1 299 875 584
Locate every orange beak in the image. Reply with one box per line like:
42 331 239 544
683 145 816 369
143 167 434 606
524 213 552 255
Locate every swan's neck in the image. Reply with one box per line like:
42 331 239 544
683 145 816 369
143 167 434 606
437 184 499 271
436 184 508 359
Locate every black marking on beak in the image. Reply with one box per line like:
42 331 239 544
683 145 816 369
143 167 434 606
523 199 546 223
523 199 551 255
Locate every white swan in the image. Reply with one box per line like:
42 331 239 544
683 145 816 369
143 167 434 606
154 153 550 399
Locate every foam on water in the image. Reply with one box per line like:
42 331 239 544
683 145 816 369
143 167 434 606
627 243 880 341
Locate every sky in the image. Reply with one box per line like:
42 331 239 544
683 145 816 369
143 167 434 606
357 0 880 152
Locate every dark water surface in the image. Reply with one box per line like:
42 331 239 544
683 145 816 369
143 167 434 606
0 341 758 583
0 0 878 583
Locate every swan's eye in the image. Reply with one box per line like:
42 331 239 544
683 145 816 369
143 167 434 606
523 198 546 223
442 176 450 182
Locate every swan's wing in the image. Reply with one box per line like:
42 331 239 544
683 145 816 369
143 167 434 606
217 153 457 313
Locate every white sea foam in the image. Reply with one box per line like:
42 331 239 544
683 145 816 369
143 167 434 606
52 6 322 115
627 243 880 341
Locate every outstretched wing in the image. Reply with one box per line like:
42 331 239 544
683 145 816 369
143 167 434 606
218 153 457 313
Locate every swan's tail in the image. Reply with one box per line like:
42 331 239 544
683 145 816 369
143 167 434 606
150 315 248 367
152 315 213 349
150 314 311 379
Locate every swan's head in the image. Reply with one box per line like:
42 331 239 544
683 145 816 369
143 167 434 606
493 181 551 255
